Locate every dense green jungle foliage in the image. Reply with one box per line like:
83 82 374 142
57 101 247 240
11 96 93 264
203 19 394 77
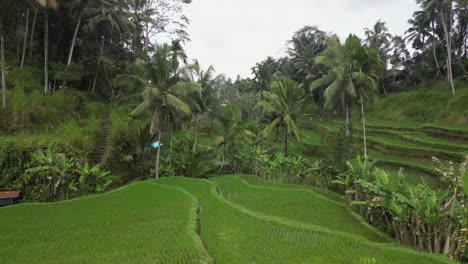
0 0 467 261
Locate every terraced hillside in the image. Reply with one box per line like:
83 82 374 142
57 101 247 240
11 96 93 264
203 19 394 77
0 176 455 263
160 176 452 263
0 183 210 264
297 120 468 186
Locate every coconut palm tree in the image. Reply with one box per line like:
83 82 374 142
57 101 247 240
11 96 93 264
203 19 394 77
214 103 254 173
183 60 224 152
0 2 5 109
258 77 307 156
310 36 358 137
252 61 273 100
85 0 135 93
423 0 456 95
351 49 380 160
131 42 202 179
66 0 90 67
34 0 57 93
406 9 443 77
311 35 380 158
364 20 392 95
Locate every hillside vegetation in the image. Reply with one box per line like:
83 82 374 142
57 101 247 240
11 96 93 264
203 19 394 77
368 81 468 124
1 0 467 261
0 182 210 263
0 176 455 263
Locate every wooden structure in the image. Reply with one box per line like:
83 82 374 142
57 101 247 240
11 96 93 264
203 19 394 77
0 191 21 207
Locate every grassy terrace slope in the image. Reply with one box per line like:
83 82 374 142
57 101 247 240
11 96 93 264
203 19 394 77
0 183 210 264
304 119 468 186
159 177 453 263
212 175 388 242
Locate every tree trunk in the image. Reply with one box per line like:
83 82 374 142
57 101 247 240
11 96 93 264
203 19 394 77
62 13 82 89
169 125 173 166
149 106 158 135
1 30 6 109
345 102 350 137
217 145 226 175
20 8 29 68
155 127 162 179
434 225 440 254
440 6 456 95
432 41 441 78
193 120 199 153
454 48 467 78
67 14 81 66
284 125 288 157
341 91 350 137
381 73 387 96
360 90 367 160
443 223 453 255
144 22 149 52
91 35 105 93
44 6 49 94
28 7 38 64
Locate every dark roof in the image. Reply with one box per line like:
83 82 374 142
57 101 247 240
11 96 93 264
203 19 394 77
0 191 21 199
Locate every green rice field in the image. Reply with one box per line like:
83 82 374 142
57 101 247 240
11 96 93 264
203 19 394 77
1 176 455 263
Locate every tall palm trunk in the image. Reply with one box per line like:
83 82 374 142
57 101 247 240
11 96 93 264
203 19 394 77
381 78 387 95
91 35 105 93
1 29 6 109
67 14 81 67
63 12 82 88
440 5 455 95
155 127 162 179
284 125 288 157
44 5 49 94
431 21 442 78
193 122 199 153
169 125 173 166
360 89 368 160
20 8 30 67
28 7 38 64
341 91 351 137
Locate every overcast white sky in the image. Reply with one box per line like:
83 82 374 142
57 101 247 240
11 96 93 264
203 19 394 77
182 0 419 79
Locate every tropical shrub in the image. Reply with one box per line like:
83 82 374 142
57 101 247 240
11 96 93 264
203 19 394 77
159 133 217 178
335 155 468 259
7 148 114 202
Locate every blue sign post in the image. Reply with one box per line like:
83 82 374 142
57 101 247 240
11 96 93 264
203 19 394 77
151 141 161 149
151 141 162 179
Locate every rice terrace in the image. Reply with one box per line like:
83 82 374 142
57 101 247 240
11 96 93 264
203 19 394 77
0 0 468 263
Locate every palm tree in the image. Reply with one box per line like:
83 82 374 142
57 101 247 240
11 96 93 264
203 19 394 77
406 11 431 47
214 104 254 173
66 0 89 68
423 0 456 95
406 10 443 77
258 77 307 156
290 44 323 84
183 60 223 152
20 7 30 68
35 0 58 93
252 61 273 100
311 35 380 159
364 20 392 95
351 49 380 160
85 0 135 93
1 1 5 109
131 42 202 179
310 36 358 137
